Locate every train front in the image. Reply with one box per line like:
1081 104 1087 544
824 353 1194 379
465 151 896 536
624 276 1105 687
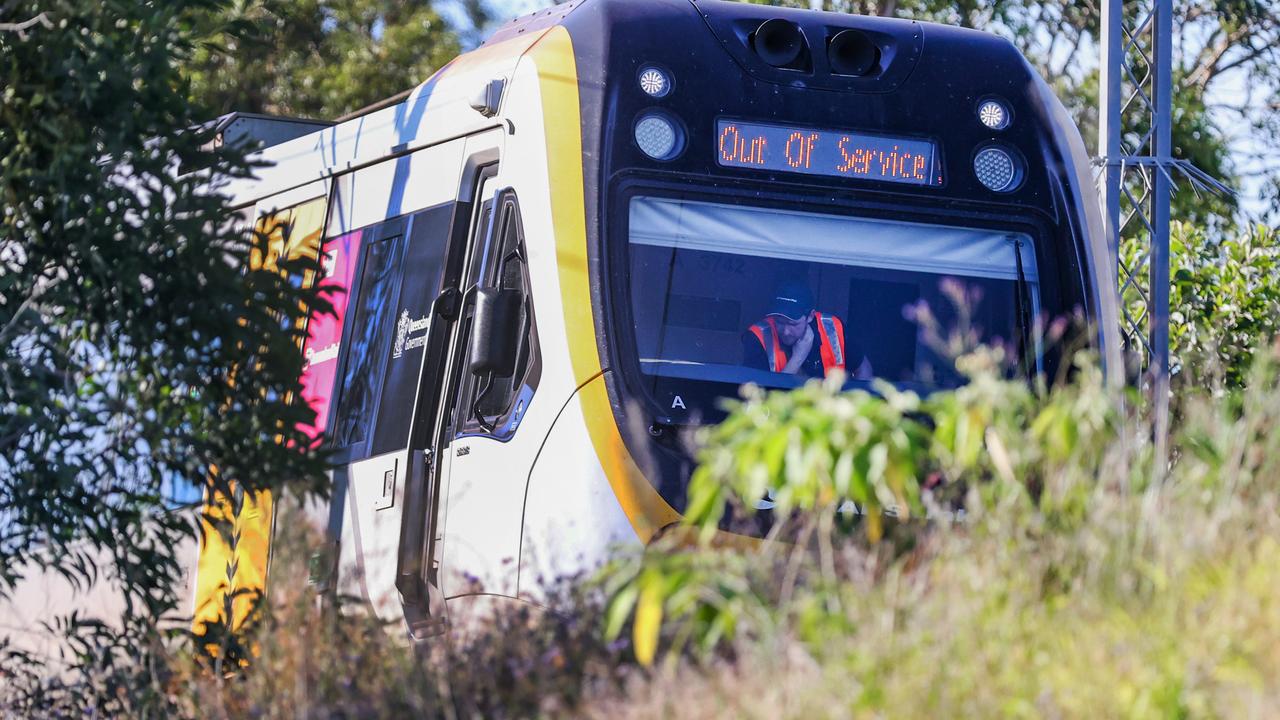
518 0 1120 566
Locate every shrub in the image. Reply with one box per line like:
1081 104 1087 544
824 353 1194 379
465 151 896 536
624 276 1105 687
1122 221 1280 388
593 346 1280 716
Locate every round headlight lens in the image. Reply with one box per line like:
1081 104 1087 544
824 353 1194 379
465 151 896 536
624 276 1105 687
974 146 1018 192
638 66 671 98
977 99 1010 130
635 113 681 160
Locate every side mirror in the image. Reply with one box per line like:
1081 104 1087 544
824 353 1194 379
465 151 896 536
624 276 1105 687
469 287 521 377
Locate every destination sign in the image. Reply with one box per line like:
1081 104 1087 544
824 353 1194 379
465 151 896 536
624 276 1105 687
716 119 941 187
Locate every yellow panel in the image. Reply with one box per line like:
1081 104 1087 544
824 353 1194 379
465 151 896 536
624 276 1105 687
529 29 760 550
192 196 326 639
191 486 274 639
530 28 681 542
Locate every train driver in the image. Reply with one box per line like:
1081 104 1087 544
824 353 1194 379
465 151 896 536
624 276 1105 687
742 280 872 380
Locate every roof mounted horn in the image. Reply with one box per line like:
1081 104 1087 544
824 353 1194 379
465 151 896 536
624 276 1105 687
751 18 809 70
828 29 880 76
696 0 923 92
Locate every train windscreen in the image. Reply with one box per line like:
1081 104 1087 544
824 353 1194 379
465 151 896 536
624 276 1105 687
627 196 1040 400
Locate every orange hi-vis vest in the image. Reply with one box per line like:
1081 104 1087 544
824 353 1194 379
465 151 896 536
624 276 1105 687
748 312 846 373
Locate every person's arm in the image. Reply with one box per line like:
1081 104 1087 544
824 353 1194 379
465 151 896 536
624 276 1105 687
784 324 814 374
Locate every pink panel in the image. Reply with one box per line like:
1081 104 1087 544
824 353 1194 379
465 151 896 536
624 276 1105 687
297 230 362 443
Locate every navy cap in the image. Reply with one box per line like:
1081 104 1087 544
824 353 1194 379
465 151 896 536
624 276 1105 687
766 280 814 321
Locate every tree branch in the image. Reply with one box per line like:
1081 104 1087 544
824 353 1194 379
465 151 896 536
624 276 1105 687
1185 25 1272 91
1187 25 1226 84
1204 41 1278 86
0 283 50 345
0 12 52 40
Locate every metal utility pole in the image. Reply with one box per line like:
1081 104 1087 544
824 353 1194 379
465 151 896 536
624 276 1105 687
1097 0 1225 472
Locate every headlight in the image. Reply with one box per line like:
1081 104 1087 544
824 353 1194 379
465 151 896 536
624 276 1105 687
638 66 672 98
635 113 683 161
973 146 1021 192
977 99 1011 130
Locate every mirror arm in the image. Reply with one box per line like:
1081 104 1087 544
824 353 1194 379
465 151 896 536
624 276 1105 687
431 285 462 321
470 372 499 433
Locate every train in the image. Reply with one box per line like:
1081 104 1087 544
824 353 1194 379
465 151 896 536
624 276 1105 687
191 0 1122 641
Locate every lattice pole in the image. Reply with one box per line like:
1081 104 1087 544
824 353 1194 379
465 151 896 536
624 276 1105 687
1098 0 1176 469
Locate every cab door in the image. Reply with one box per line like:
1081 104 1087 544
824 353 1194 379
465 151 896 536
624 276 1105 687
432 183 544 602
388 165 500 637
364 133 509 639
327 200 471 626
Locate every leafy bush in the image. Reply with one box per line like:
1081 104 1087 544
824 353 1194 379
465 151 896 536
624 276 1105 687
592 344 1280 716
1 1 329 710
1124 221 1280 388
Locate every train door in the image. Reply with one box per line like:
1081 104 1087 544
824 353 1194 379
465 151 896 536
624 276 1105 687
320 138 472 626
324 131 519 638
427 177 543 605
385 153 500 639
328 201 474 616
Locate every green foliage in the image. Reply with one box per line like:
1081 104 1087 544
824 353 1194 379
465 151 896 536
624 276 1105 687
1162 222 1280 387
684 348 1121 542
602 546 769 667
1 0 328 710
183 0 463 119
606 349 1123 663
687 376 931 543
592 347 1280 716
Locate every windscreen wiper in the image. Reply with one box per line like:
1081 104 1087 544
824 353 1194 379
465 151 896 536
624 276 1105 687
1010 236 1035 378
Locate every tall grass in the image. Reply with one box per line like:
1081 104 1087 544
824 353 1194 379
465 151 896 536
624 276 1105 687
9 333 1280 715
100 344 1272 719
590 344 1280 718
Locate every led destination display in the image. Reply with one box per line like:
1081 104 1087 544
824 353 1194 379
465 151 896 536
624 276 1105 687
716 119 940 186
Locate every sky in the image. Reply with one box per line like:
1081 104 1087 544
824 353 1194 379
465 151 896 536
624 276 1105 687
438 0 553 43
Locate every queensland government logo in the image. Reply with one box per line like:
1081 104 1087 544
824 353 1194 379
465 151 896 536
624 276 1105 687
392 310 430 359
393 310 410 358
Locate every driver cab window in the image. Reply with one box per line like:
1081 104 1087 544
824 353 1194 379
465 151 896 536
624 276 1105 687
627 196 1041 395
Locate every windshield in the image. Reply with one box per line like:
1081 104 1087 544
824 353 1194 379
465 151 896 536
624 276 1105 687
626 196 1040 413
